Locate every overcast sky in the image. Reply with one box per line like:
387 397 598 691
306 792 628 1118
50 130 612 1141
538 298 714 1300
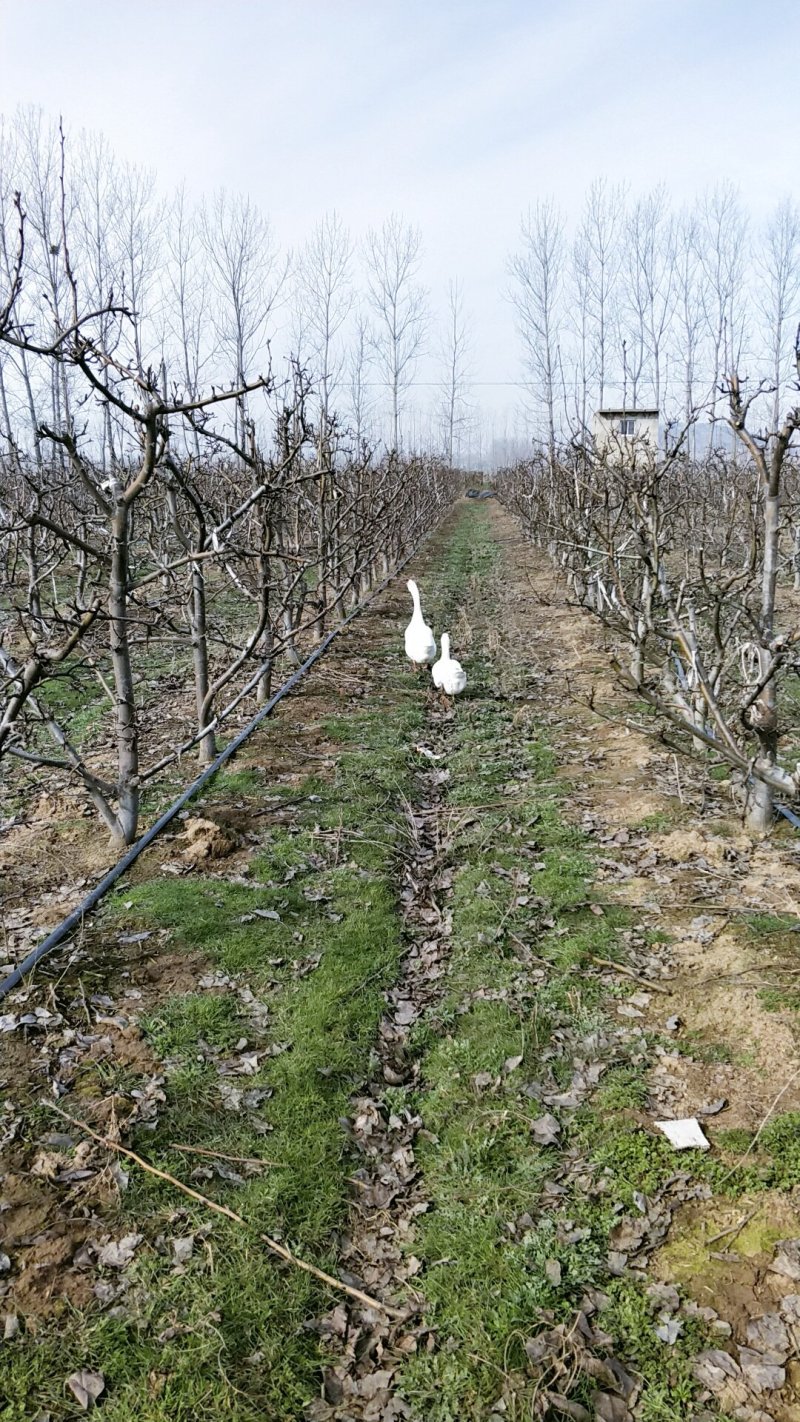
2 0 799 447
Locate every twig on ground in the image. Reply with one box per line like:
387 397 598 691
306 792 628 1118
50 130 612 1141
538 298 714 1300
719 1063 800 1183
49 1104 406 1318
589 955 672 993
169 1142 287 1169
673 754 684 806
697 963 794 984
706 1206 760 1247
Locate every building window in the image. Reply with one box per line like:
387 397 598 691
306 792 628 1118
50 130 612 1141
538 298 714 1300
618 418 636 435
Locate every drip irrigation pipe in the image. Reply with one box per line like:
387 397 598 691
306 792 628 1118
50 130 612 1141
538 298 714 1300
775 801 800 829
0 545 424 1002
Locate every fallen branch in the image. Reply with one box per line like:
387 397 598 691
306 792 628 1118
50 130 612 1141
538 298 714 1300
706 1206 759 1247
49 1104 406 1319
589 955 672 994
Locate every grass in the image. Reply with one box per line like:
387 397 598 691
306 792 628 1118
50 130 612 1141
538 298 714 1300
2 571 430 1421
5 502 788 1421
633 810 675 833
390 513 717 1421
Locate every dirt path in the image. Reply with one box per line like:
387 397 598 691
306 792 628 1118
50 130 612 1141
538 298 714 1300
306 699 454 1421
3 499 800 1422
488 502 800 1421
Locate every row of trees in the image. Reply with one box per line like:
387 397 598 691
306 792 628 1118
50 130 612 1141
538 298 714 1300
0 107 476 465
498 344 800 831
509 181 800 461
0 116 462 848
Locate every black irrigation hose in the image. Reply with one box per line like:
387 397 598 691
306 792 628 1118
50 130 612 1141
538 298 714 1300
0 546 424 1001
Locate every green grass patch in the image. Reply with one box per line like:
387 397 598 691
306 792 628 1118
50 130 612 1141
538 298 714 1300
2 550 439 1420
393 515 735 1421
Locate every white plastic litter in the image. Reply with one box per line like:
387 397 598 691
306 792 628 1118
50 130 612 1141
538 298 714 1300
655 1117 710 1150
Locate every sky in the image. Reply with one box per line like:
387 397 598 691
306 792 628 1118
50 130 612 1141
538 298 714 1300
2 0 799 454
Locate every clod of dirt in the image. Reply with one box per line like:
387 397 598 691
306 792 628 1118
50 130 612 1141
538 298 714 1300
178 817 239 864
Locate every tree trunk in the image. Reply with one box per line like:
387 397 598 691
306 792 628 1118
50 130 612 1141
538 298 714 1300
109 502 139 845
744 489 782 831
256 547 273 705
745 769 774 833
190 562 216 765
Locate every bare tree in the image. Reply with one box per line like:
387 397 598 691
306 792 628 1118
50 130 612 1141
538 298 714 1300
438 278 473 464
724 343 800 827
699 182 749 428
348 310 373 445
112 158 163 376
672 204 707 448
569 227 593 436
201 190 287 447
635 187 676 408
296 210 353 425
509 200 565 473
74 127 125 469
163 184 208 455
363 214 427 451
757 197 800 433
579 178 624 411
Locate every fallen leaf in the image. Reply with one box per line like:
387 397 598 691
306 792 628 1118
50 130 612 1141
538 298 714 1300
531 1113 561 1145
172 1236 195 1265
655 1317 683 1344
394 1001 416 1027
745 1313 790 1362
66 1370 105 1410
771 1240 800 1280
545 1258 562 1286
543 1393 591 1422
738 1348 785 1393
472 1071 495 1091
594 1395 631 1422
694 1349 741 1394
98 1233 143 1269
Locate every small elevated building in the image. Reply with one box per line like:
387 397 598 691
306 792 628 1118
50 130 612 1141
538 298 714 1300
593 408 659 457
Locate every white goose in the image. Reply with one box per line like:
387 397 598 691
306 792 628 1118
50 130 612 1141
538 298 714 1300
432 633 467 706
404 579 437 672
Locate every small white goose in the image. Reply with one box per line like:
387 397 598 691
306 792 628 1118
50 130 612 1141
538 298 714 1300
432 633 467 706
404 579 437 672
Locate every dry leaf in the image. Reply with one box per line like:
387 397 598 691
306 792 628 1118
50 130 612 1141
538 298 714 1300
531 1113 561 1145
66 1369 105 1409
545 1257 562 1286
97 1232 143 1269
